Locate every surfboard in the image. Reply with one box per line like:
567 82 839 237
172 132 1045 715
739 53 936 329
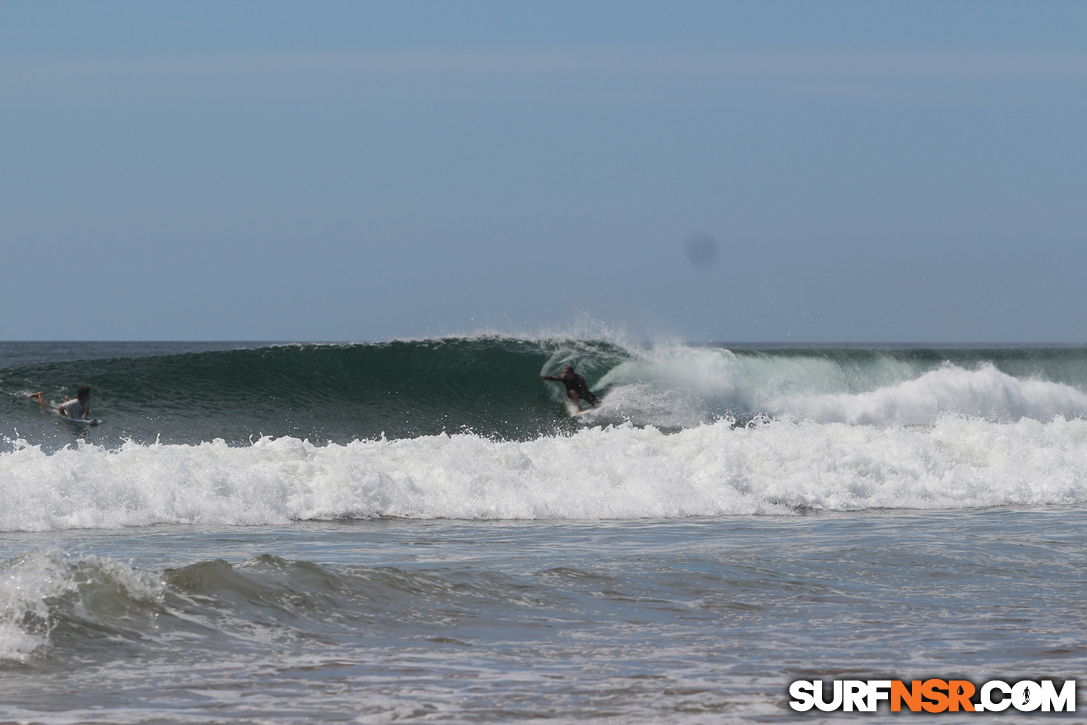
61 416 100 427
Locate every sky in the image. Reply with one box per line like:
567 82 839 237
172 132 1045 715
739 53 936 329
2 1 1086 343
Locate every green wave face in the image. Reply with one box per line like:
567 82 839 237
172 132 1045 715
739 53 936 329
1 337 632 447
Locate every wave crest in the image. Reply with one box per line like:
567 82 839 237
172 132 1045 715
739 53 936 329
0 550 163 661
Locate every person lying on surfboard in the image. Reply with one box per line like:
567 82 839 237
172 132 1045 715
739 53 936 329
29 386 92 419
540 366 601 412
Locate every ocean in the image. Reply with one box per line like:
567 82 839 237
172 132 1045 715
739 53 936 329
1 338 1085 723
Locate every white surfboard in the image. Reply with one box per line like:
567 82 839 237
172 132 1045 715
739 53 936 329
60 416 100 427
568 402 602 417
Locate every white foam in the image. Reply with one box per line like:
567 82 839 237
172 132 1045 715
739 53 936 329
594 346 1087 428
4 415 1087 532
775 363 1087 426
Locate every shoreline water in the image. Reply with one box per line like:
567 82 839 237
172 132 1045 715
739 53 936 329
3 508 1084 722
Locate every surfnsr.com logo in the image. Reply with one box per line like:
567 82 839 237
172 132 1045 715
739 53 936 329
789 679 1076 713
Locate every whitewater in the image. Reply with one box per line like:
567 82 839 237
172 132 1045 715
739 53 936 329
2 339 1085 722
5 415 1087 532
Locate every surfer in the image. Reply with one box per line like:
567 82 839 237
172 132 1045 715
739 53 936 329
540 366 601 412
29 386 92 419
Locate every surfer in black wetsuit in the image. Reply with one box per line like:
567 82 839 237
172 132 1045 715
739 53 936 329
540 366 601 412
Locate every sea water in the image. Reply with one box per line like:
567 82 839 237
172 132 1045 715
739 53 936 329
1 339 1085 722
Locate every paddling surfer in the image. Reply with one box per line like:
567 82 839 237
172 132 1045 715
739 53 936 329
540 366 601 412
30 386 92 419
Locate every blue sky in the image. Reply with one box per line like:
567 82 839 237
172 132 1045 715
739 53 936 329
3 1 1085 342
